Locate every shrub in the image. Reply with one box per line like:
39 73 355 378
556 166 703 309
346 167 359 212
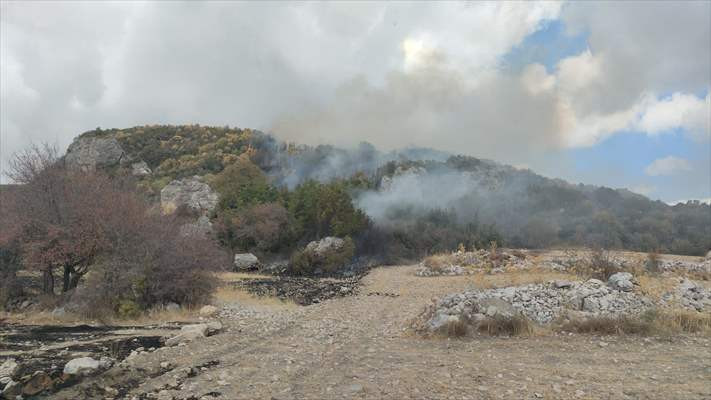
645 251 661 274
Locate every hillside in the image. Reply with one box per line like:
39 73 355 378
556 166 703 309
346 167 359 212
67 125 711 257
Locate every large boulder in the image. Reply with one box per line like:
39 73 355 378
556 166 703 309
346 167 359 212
305 237 346 259
65 137 126 171
161 176 219 214
63 357 112 376
234 253 260 271
608 272 635 292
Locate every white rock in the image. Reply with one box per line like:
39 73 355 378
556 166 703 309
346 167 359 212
63 357 111 375
233 253 259 270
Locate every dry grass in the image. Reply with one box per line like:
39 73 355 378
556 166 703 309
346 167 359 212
0 306 199 326
558 309 711 336
217 271 274 281
477 315 534 336
421 254 454 272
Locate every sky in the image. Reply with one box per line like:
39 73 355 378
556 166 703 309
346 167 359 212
1 1 709 203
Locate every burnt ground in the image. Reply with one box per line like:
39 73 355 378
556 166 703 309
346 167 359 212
228 275 361 305
0 322 180 397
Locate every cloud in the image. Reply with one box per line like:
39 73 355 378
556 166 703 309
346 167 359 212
0 1 709 201
645 156 693 176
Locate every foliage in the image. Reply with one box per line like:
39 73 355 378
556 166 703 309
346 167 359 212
287 180 369 242
215 203 291 253
211 155 278 211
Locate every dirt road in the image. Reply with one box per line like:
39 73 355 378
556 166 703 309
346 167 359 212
54 265 711 400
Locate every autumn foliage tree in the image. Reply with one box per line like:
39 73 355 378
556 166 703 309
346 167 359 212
2 144 227 312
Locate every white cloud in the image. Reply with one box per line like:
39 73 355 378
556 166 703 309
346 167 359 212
638 93 710 140
645 156 693 176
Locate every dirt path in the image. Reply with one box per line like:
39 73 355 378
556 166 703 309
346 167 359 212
54 265 711 400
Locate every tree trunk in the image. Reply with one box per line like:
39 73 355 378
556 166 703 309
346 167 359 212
62 265 71 293
43 269 54 295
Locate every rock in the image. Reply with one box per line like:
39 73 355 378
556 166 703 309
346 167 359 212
180 215 213 237
234 253 260 271
305 237 345 258
131 161 152 176
165 324 209 346
199 305 218 317
206 321 223 334
160 176 218 214
65 136 126 171
0 359 19 380
2 380 21 398
22 371 53 396
608 272 635 292
554 280 574 289
63 357 111 376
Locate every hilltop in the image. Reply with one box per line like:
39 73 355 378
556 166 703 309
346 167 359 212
64 125 710 259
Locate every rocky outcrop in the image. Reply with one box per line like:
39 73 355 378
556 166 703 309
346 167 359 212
418 278 654 333
234 253 260 271
160 176 218 214
65 137 126 171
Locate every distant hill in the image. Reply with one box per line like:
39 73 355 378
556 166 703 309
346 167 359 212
67 125 710 256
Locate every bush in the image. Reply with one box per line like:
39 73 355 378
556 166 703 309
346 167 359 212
477 315 534 336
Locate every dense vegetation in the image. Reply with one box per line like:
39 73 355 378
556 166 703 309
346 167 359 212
77 125 710 259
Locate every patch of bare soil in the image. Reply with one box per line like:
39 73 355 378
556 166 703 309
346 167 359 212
24 265 711 399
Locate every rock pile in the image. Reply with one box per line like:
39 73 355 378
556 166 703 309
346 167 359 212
418 277 654 333
662 279 711 312
415 249 531 276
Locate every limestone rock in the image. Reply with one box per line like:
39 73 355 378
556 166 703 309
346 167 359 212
234 253 260 271
160 176 218 214
305 237 345 258
608 272 635 292
65 137 126 171
63 357 111 376
165 324 209 346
